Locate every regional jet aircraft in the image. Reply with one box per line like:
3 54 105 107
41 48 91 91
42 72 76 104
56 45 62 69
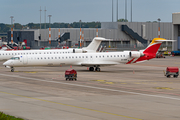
3 38 174 72
0 37 109 61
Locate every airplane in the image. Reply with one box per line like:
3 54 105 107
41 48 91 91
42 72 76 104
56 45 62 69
0 37 109 61
3 38 174 72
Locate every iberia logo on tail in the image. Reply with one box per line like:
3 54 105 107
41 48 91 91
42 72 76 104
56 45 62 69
127 38 174 64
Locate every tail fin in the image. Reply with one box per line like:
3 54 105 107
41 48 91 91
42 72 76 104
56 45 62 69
82 37 112 53
132 38 175 63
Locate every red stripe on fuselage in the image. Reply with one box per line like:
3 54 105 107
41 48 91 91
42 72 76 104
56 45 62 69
126 58 135 64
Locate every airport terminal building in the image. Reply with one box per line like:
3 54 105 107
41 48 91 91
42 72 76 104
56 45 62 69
7 12 180 51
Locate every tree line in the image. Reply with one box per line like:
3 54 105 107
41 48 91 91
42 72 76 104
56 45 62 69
0 22 101 33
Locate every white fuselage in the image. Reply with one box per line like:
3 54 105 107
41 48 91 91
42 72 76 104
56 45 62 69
0 49 83 61
3 51 132 67
0 37 111 61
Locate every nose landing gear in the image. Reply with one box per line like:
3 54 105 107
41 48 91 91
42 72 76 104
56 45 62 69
11 67 14 72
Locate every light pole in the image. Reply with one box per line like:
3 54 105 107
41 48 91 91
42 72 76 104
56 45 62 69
10 16 14 27
112 0 113 22
48 15 52 44
131 0 132 22
117 0 118 22
79 20 82 48
44 7 47 29
39 7 42 41
158 18 161 38
10 16 14 44
48 15 52 28
125 0 127 21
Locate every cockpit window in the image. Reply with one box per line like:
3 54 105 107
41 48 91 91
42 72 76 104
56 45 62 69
11 57 20 60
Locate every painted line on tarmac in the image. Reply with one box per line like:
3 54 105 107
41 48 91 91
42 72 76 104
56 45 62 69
1 73 180 101
0 91 142 120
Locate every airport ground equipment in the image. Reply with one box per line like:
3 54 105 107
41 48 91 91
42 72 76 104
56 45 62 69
171 51 180 56
65 69 77 81
164 67 179 78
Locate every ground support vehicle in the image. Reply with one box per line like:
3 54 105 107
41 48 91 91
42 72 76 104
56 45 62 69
65 69 77 81
164 67 179 78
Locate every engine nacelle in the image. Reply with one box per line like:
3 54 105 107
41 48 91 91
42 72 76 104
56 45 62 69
129 51 144 58
73 49 83 53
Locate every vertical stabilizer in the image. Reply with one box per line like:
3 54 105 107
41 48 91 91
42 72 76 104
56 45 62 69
82 37 111 53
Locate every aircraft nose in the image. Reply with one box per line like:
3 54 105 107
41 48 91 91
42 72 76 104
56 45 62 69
3 60 11 66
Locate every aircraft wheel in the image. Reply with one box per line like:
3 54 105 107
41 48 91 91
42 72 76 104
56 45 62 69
95 67 100 72
89 67 94 71
11 68 14 72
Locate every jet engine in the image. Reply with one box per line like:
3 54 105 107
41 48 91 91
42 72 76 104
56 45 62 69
129 51 144 58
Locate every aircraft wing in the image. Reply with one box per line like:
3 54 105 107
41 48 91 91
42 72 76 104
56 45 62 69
81 61 119 67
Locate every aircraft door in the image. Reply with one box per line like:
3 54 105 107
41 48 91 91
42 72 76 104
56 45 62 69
23 56 28 64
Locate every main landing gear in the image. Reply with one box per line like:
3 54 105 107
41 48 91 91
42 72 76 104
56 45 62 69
89 66 101 72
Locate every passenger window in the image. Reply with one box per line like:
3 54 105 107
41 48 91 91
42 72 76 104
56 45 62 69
117 55 119 57
79 56 81 58
52 57 53 59
111 55 112 57
44 57 46 59
76 56 77 58
66 57 68 59
123 55 125 57
69 56 71 58
114 55 116 57
96 56 97 58
55 57 57 59
72 56 74 58
62 57 64 59
82 56 84 58
86 56 88 58
107 55 109 57
99 56 101 58
59 57 60 59
121 55 122 57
